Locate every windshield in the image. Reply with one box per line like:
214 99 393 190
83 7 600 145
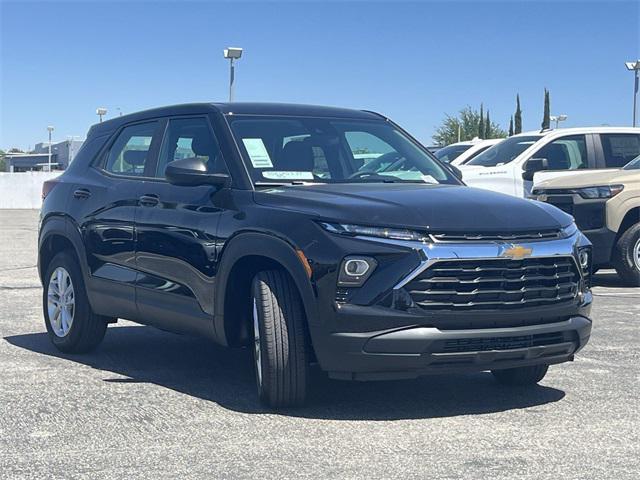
624 154 640 170
467 135 542 167
434 144 472 163
227 116 458 185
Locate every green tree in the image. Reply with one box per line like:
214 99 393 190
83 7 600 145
484 110 491 139
478 103 484 139
0 149 5 172
508 116 514 136
514 95 522 134
541 88 551 130
433 106 507 145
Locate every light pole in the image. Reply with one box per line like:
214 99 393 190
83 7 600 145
625 60 640 127
550 114 567 129
46 126 54 171
96 107 107 123
223 47 243 102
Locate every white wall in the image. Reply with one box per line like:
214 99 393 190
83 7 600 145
0 172 61 209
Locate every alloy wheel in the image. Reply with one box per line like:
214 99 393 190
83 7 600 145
634 237 640 271
252 298 262 388
47 267 75 337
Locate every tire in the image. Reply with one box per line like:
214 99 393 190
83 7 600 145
612 222 640 287
43 251 108 353
251 270 308 407
491 364 549 386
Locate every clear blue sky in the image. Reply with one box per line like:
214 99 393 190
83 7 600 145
1 0 638 150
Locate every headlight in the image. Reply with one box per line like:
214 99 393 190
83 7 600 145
574 185 624 199
577 246 592 289
319 222 428 242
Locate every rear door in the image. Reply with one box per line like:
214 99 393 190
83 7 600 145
68 120 163 320
596 133 640 169
134 115 230 337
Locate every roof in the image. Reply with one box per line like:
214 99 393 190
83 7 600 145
88 102 384 137
516 126 640 137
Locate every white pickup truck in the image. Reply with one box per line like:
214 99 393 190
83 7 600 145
458 127 640 198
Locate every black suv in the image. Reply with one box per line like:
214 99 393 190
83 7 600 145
39 103 593 407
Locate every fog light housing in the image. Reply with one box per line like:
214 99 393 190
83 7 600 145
337 256 377 287
577 246 592 289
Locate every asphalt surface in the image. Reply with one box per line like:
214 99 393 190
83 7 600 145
0 209 638 479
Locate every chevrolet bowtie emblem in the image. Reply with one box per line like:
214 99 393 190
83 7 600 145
500 244 533 259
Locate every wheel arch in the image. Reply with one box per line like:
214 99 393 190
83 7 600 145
38 215 89 286
214 232 317 348
615 206 640 243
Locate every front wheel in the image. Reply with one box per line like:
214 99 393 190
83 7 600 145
612 222 640 286
492 364 549 386
251 270 308 407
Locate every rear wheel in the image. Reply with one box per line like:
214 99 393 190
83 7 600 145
43 251 108 353
251 270 308 407
612 222 640 286
492 364 549 386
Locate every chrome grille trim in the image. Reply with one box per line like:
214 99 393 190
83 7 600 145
429 230 561 242
405 256 580 311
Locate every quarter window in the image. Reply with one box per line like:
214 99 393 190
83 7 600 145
534 135 588 171
600 134 640 168
156 117 226 177
105 122 158 176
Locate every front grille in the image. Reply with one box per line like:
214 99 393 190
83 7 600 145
430 230 561 242
405 256 580 311
440 331 568 353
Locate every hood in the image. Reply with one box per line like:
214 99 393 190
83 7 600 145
254 183 573 233
535 169 640 189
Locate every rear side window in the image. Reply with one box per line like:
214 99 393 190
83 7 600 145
535 135 588 170
601 134 640 168
156 117 227 177
105 122 158 176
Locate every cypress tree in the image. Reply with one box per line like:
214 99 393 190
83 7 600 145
509 116 514 136
514 95 522 134
485 110 491 139
478 103 484 139
541 88 551 130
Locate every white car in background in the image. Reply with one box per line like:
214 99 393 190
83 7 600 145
458 127 640 198
434 138 501 164
450 138 503 166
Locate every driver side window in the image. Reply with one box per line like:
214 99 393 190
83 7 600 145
534 135 588 171
156 117 227 177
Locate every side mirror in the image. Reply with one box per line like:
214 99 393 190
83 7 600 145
522 158 549 181
165 158 230 187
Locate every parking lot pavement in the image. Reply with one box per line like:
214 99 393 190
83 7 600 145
0 209 638 480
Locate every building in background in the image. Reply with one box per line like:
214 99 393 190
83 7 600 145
4 139 84 172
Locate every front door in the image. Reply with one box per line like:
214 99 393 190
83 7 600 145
134 116 230 338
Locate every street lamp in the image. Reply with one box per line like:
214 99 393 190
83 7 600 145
625 60 640 127
223 47 243 102
550 114 568 129
46 126 54 171
96 107 107 123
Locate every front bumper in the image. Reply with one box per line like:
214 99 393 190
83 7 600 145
308 228 593 380
326 315 592 380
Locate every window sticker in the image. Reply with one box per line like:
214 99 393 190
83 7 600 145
420 174 438 184
262 171 314 180
242 138 273 168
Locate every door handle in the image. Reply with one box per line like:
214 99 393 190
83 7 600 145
73 188 91 199
139 194 160 207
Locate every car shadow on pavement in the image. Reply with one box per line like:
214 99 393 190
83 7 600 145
5 326 565 420
592 271 631 288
